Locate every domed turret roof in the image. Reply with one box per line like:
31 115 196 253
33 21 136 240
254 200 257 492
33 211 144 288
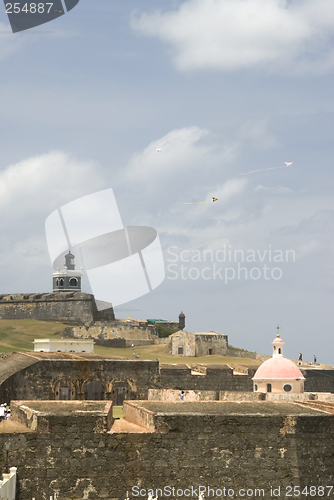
253 356 304 381
272 336 284 343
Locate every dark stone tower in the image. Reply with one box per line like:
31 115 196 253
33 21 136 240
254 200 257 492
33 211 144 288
178 311 185 330
53 251 82 292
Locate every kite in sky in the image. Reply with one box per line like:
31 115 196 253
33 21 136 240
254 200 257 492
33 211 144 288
177 197 218 204
239 162 293 176
156 149 161 152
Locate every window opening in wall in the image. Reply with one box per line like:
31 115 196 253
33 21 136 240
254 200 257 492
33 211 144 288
266 383 272 393
254 384 258 391
208 349 213 355
69 277 78 287
178 347 184 355
283 384 292 392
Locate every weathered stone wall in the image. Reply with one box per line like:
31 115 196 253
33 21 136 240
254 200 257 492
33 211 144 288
63 321 157 346
1 355 333 404
0 292 107 324
148 389 220 402
302 369 334 393
159 364 256 392
0 359 160 403
0 405 333 500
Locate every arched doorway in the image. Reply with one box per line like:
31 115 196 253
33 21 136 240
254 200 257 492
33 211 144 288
84 380 105 400
111 381 131 405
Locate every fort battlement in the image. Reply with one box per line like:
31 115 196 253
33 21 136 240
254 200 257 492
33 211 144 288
0 399 333 499
0 292 115 324
0 353 333 406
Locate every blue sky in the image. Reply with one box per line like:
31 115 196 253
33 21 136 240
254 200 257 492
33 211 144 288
0 0 333 363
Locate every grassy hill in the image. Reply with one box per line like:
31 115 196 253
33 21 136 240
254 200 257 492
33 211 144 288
0 319 68 352
94 343 261 365
0 319 261 365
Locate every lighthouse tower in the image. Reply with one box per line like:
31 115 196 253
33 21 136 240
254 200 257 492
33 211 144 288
53 251 82 292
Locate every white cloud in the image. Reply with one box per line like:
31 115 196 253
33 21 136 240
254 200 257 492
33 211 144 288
215 177 248 204
0 151 105 292
0 151 103 221
131 0 334 73
123 126 238 182
254 185 294 194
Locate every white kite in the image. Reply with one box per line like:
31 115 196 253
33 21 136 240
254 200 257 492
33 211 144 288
239 162 293 176
177 197 218 205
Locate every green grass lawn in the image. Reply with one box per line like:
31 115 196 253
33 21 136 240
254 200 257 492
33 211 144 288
112 406 124 419
0 319 68 352
0 319 261 365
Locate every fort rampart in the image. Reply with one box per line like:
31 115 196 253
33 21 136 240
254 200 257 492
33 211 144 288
0 400 333 500
0 354 333 404
0 293 115 324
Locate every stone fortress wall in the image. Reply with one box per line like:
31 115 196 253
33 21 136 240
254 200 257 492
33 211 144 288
0 354 160 404
1 353 333 405
0 400 333 500
62 320 159 347
0 292 115 324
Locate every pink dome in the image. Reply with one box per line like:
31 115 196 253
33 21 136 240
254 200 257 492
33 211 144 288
253 356 304 381
272 337 284 343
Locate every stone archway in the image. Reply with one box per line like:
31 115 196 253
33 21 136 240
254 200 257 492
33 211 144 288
111 381 132 405
53 378 78 400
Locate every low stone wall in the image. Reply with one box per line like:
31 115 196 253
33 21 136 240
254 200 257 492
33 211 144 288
10 400 113 433
225 349 270 361
123 401 156 430
148 389 219 402
219 391 264 401
149 390 334 403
